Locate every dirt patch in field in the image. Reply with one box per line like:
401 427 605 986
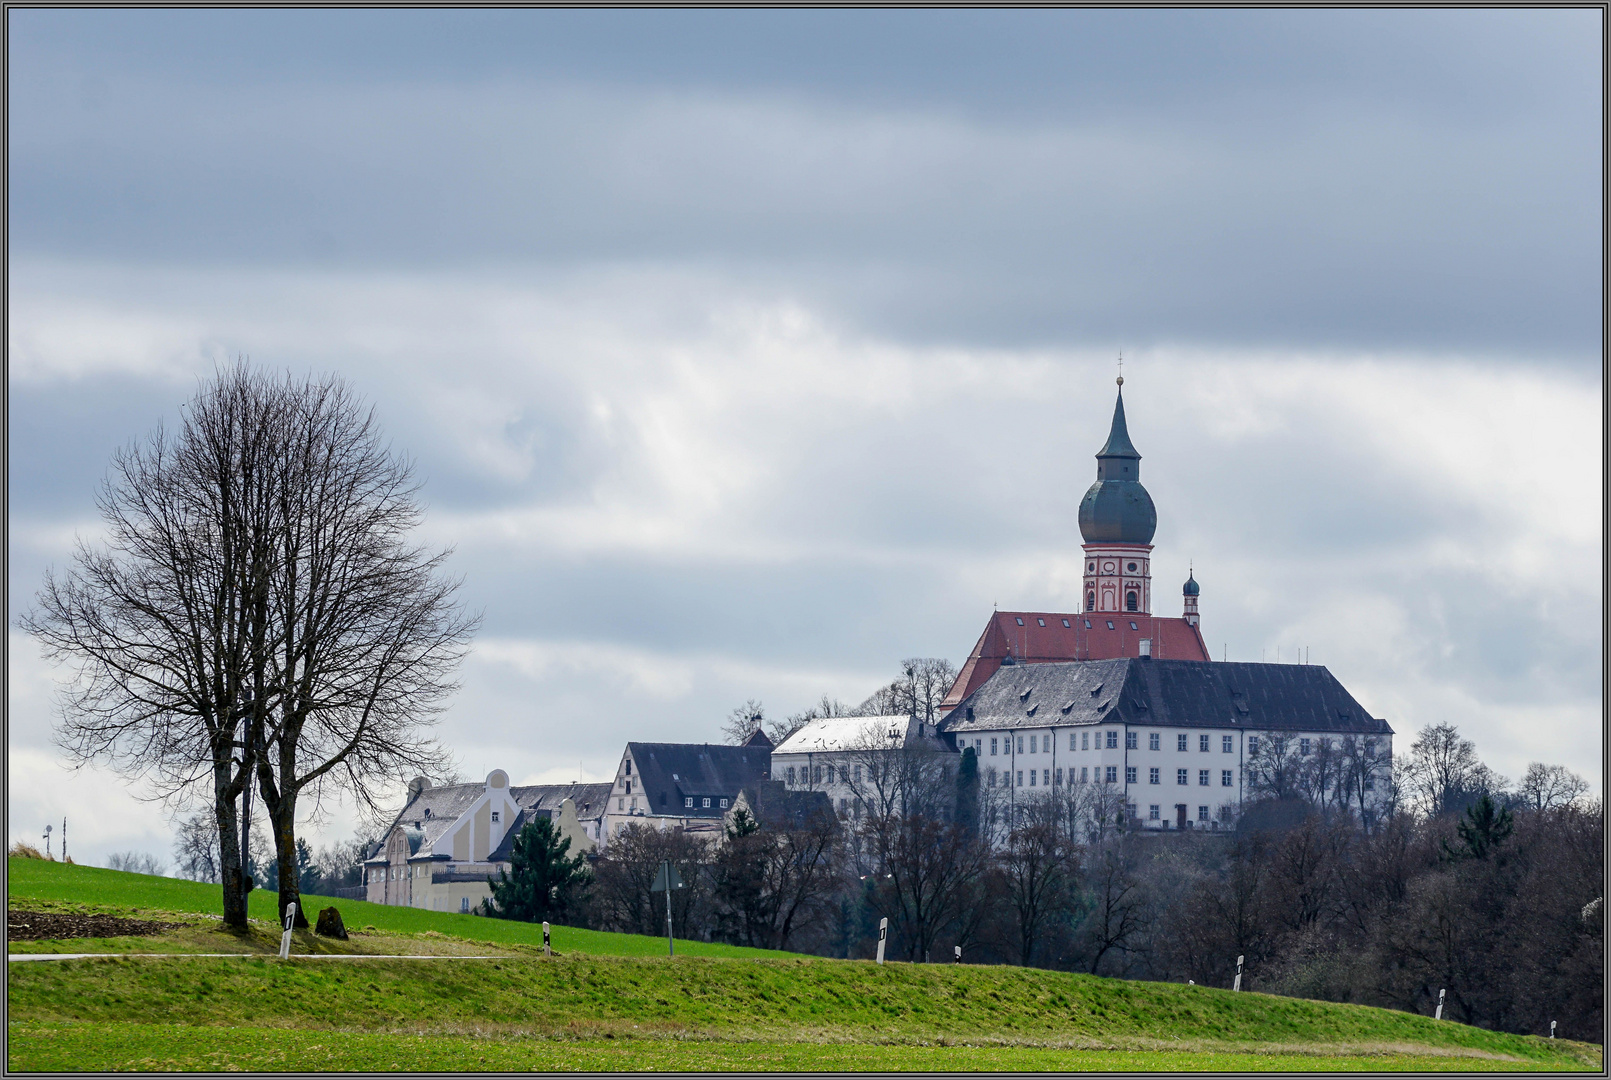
7 910 187 941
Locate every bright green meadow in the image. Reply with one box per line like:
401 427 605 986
7 858 1600 1072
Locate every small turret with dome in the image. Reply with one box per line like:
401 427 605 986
1183 568 1200 626
1079 373 1157 615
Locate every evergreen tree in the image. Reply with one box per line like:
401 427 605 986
955 746 980 833
486 817 590 922
295 837 323 896
1444 793 1515 861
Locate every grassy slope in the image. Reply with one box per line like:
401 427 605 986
7 1023 1586 1073
6 857 789 959
7 858 1599 1072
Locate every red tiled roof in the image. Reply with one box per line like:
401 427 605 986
941 610 1210 713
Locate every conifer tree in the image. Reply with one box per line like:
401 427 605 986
486 818 590 922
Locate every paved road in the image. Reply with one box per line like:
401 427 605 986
8 952 504 962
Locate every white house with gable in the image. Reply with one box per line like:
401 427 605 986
364 770 610 912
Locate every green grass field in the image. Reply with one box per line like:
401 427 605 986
7 858 1601 1072
6 856 790 958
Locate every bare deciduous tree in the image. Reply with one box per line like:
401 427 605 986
1517 762 1588 811
998 794 1074 966
106 851 168 876
1403 722 1484 817
23 364 475 928
854 658 957 722
721 699 772 744
173 810 221 883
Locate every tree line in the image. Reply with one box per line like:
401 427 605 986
484 718 1599 1042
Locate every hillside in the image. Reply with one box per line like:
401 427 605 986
7 858 1599 1072
6 856 790 959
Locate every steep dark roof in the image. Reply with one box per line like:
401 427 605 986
628 742 773 819
942 658 1392 737
511 782 612 823
743 727 775 749
1097 387 1140 459
1079 385 1157 544
941 611 1210 712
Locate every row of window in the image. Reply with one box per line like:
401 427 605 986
1013 616 1146 631
1245 736 1377 757
988 765 1118 788
970 731 1239 756
984 764 1237 789
1145 805 1231 823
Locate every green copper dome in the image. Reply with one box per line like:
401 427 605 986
1077 386 1157 544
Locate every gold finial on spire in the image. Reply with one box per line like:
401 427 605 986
1116 352 1124 387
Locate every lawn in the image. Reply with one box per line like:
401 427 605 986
6 856 790 959
7 858 1601 1072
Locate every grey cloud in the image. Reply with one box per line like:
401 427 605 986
6 12 1600 357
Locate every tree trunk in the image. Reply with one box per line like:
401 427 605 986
214 762 249 929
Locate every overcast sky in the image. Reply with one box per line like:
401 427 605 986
8 9 1602 866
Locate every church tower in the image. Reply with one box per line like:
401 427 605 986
1077 376 1157 615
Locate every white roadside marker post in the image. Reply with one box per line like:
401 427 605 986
876 918 888 964
543 922 551 958
954 945 962 964
1434 988 1445 1020
1550 1021 1557 1039
278 902 298 960
1233 955 1244 992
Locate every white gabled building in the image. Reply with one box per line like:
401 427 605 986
941 656 1393 830
364 771 611 911
770 714 953 819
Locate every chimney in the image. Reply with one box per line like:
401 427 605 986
1139 638 1152 658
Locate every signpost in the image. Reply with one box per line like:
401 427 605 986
954 945 962 963
1434 988 1445 1021
876 918 888 964
543 921 551 957
278 902 298 960
1550 1021 1557 1039
650 861 684 957
1233 955 1244 992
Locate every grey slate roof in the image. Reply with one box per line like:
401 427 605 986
487 783 613 863
942 658 1392 737
511 782 612 823
369 781 486 861
629 742 773 819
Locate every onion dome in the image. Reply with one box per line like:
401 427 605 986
1077 381 1157 544
1183 572 1199 596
